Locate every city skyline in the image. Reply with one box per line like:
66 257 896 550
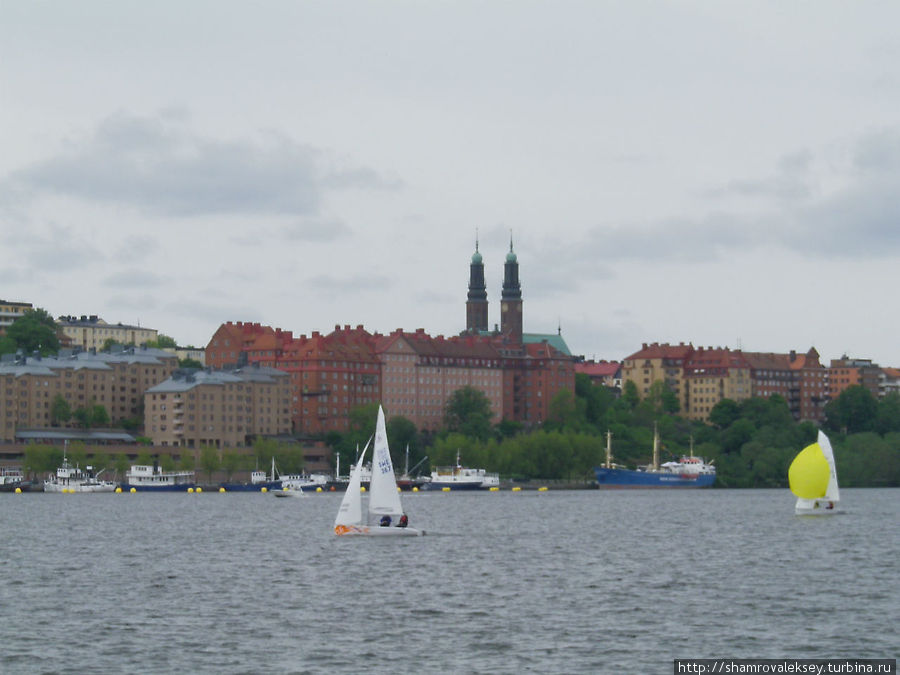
2 3 900 366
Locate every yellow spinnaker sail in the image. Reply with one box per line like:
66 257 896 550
788 442 830 499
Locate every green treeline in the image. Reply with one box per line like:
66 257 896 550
370 378 900 488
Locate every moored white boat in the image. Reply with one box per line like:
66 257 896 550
1 467 33 492
44 458 117 493
121 464 195 492
427 451 498 490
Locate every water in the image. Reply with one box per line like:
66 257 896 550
1 489 897 674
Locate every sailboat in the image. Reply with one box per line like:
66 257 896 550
789 430 840 515
333 406 424 537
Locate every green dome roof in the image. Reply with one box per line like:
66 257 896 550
506 249 517 263
471 250 483 264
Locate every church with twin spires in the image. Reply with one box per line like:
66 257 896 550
465 236 567 355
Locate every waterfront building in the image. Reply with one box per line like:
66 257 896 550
575 360 622 391
828 356 882 401
0 347 178 442
683 347 753 421
0 299 32 333
56 315 158 351
621 342 693 410
203 239 576 433
144 364 291 447
788 348 828 423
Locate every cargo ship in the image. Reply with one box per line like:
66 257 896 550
594 428 716 488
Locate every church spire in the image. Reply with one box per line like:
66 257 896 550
501 231 523 342
466 232 488 333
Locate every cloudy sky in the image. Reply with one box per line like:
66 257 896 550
2 2 899 366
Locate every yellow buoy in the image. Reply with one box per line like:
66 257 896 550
412 487 418 492
538 487 549 492
188 487 194 493
512 486 521 492
397 487 401 492
130 487 137 493
219 487 225 493
115 487 122 493
316 487 322 492
15 487 21 493
490 486 499 492
196 487 202 493
261 487 267 493
442 487 451 492
360 486 366 492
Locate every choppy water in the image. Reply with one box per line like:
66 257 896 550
1 489 897 674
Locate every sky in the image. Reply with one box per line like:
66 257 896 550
2 2 900 366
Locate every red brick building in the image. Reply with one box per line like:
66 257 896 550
204 240 576 434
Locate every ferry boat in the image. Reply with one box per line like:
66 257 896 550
0 467 33 492
122 464 196 492
594 428 716 489
44 458 117 493
426 451 498 490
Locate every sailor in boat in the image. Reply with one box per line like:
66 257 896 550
380 515 392 527
397 514 408 528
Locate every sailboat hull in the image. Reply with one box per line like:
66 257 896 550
795 498 839 515
334 525 425 537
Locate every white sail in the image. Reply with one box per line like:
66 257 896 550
334 439 369 528
817 430 840 503
368 406 404 522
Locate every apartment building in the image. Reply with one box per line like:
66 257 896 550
575 360 622 390
621 342 694 410
144 365 291 447
377 329 505 432
204 242 576 434
828 356 882 401
682 347 753 421
0 299 32 333
0 347 178 442
57 315 158 351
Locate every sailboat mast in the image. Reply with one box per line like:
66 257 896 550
605 430 613 469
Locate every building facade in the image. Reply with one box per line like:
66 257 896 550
0 299 32 333
144 365 291 447
57 315 159 351
0 347 178 442
622 343 830 424
203 240 576 434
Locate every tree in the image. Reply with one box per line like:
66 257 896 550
6 308 60 355
621 380 640 410
547 388 578 429
199 446 220 483
179 358 203 369
445 386 493 441
0 334 16 355
72 403 110 429
825 386 877 434
875 392 900 434
51 395 72 427
386 415 421 473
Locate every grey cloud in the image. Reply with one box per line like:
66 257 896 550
115 235 160 260
552 129 900 274
282 218 352 242
103 270 165 289
4 223 104 272
306 274 393 294
3 110 394 218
